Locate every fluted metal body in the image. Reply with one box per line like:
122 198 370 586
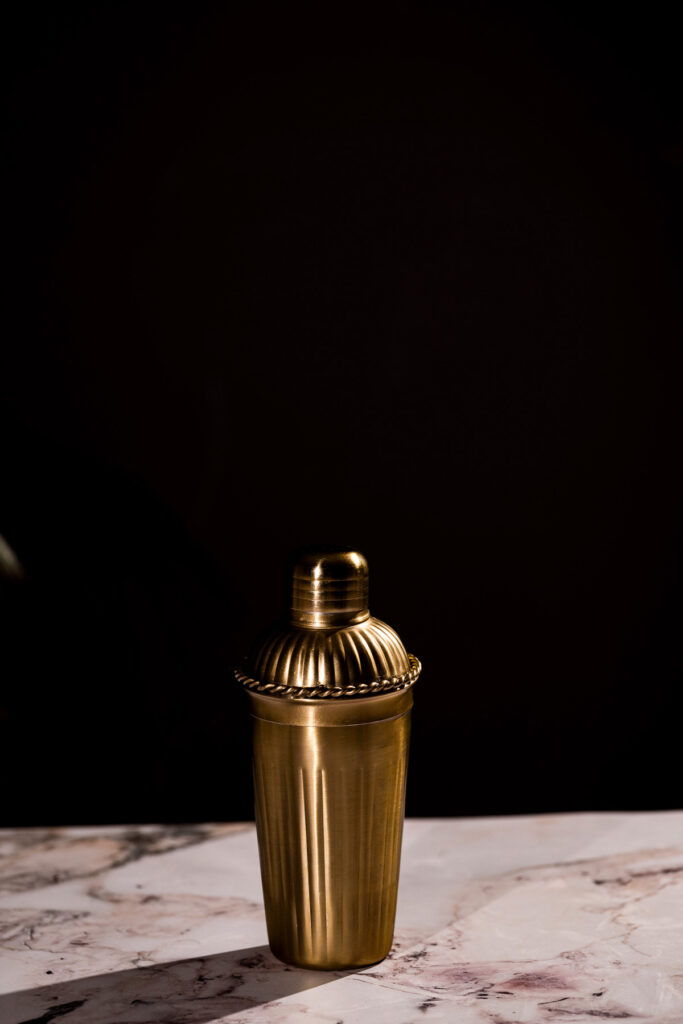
236 548 420 970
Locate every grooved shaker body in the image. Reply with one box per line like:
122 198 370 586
236 548 421 970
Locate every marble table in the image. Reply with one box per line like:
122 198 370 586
1 813 682 1023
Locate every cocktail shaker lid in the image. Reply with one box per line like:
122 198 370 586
235 547 421 700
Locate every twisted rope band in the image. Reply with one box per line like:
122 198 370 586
235 653 421 700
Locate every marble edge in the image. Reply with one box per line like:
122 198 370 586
2 809 682 837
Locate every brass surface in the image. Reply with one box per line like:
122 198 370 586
241 549 412 694
237 548 420 970
291 547 369 628
235 652 421 700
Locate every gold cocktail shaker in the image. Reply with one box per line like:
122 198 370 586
235 548 421 970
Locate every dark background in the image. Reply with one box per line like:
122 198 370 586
2 3 682 825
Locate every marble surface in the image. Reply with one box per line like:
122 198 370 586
1 813 683 1023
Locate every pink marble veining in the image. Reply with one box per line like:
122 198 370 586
1 813 682 1023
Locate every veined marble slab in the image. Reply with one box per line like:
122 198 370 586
1 813 682 1023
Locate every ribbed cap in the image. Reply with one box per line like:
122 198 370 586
236 546 421 697
290 548 369 628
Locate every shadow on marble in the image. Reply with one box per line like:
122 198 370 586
0 944 350 1024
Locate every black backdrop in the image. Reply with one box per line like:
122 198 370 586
2 4 682 825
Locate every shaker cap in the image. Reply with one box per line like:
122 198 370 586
291 547 369 627
236 547 421 699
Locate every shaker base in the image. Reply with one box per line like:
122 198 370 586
269 943 390 972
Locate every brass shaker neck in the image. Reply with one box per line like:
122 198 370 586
290 548 370 628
